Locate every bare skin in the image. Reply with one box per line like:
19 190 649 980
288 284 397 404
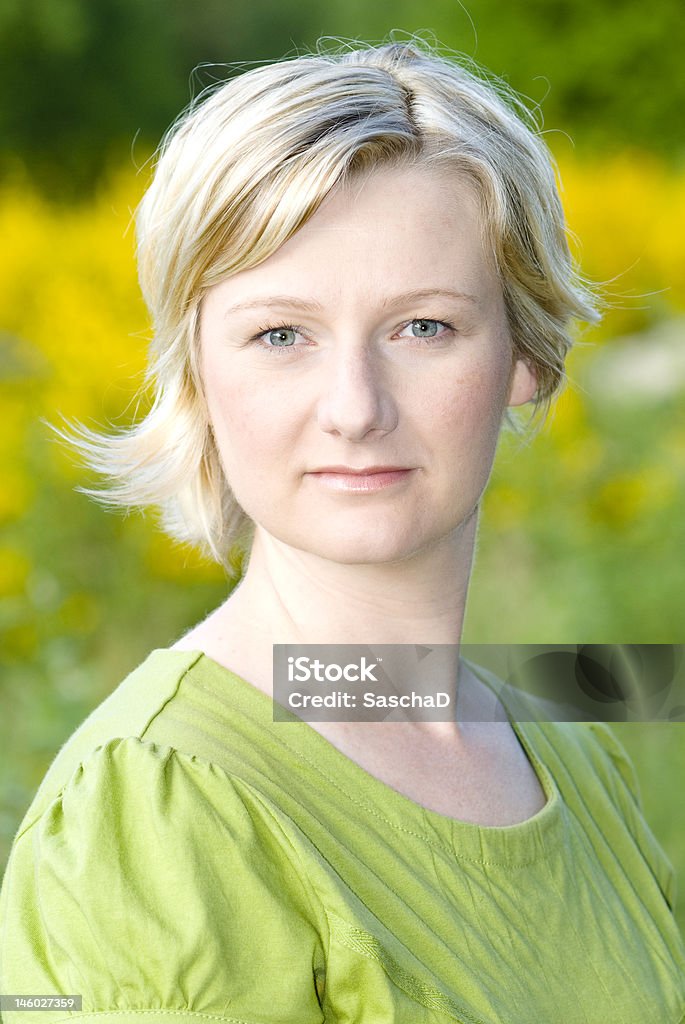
172 165 547 827
172 605 548 827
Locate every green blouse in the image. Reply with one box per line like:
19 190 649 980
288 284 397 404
1 648 684 1023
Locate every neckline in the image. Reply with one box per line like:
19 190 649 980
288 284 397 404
161 647 564 866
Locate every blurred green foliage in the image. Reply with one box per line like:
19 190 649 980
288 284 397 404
1 0 684 199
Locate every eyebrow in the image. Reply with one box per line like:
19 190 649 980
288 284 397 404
222 288 480 318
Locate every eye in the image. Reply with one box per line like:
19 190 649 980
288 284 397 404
251 323 305 353
265 326 298 347
397 318 455 341
250 316 456 354
411 319 439 338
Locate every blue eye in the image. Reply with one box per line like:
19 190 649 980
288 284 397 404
251 323 304 353
266 327 298 347
410 319 440 337
399 318 455 342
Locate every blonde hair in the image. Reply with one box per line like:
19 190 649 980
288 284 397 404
54 35 600 572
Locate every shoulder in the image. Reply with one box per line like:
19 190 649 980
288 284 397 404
529 718 641 801
462 659 648 798
517 716 643 814
0 734 328 1022
13 734 318 884
21 648 205 828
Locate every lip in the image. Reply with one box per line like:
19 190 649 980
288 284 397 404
310 465 411 475
307 466 415 493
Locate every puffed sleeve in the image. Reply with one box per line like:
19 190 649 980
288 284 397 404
586 721 678 914
0 737 328 1024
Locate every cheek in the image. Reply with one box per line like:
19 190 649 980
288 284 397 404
204 373 296 485
430 360 510 444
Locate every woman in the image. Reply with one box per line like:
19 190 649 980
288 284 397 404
1 38 683 1023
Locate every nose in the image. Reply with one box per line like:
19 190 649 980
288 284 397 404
316 342 398 441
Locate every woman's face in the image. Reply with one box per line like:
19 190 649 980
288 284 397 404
199 164 536 565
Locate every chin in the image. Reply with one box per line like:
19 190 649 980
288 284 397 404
274 521 441 567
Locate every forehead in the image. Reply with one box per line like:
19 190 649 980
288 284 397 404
205 163 499 312
303 162 484 242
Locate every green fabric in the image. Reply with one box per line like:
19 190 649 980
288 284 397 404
1 648 684 1024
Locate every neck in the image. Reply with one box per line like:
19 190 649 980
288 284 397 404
184 508 506 741
205 512 480 726
234 507 479 646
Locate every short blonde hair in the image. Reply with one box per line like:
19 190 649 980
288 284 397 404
56 35 600 571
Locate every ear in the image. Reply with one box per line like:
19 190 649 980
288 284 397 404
507 357 538 407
